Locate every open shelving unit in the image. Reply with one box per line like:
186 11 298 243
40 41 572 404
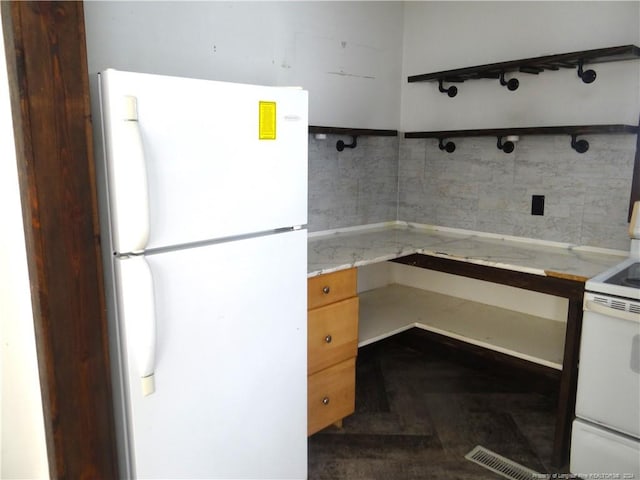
404 124 639 154
405 44 640 215
408 44 640 94
404 123 638 139
383 252 585 466
403 123 640 159
309 125 398 137
309 126 398 151
359 284 566 370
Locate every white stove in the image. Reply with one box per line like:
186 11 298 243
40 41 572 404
586 256 640 301
571 202 640 478
586 200 640 300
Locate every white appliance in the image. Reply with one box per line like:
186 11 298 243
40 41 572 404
571 202 640 477
94 69 308 479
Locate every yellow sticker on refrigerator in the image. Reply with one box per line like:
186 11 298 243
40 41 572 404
258 101 277 140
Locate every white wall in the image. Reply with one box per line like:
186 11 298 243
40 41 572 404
84 1 640 131
401 1 640 131
0 15 49 480
83 1 404 130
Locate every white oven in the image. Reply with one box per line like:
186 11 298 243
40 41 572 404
571 202 640 478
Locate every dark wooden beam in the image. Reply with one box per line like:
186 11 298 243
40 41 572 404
552 299 584 468
630 114 640 220
1 2 117 478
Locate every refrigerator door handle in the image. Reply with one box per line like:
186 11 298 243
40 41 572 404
119 255 156 396
112 95 150 254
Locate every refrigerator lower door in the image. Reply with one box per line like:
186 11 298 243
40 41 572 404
115 229 307 479
570 419 640 477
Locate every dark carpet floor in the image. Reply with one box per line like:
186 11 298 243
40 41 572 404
308 331 566 479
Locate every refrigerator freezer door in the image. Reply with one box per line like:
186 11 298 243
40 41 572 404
115 229 307 479
99 69 308 253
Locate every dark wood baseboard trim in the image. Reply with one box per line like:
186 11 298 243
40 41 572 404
629 114 640 220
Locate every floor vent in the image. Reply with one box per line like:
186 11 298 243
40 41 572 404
465 445 541 480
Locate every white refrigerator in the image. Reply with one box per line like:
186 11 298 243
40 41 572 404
94 69 308 479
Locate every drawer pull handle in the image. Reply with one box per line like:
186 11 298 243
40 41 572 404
322 396 330 405
325 334 332 343
322 286 330 294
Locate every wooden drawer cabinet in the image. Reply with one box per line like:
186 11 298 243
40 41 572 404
307 268 358 436
308 297 358 374
308 268 357 310
308 358 356 436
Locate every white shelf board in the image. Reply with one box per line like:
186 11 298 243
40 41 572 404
359 284 566 370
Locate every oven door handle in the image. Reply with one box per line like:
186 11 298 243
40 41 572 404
585 300 640 323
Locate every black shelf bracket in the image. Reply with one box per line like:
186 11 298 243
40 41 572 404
438 138 456 153
336 136 358 152
499 72 519 91
497 136 515 153
577 60 596 84
438 78 458 98
570 134 589 153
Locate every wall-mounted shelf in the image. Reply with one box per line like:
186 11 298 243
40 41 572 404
309 126 398 151
309 126 398 137
405 124 638 139
408 45 640 96
405 124 639 154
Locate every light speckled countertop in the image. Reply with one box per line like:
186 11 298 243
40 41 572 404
308 222 627 281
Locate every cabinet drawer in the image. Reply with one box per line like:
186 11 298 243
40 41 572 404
308 268 357 310
308 297 359 375
308 357 356 436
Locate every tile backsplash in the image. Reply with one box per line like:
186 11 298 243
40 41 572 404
308 132 636 251
308 134 399 232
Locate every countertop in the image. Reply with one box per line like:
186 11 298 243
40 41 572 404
308 222 627 281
